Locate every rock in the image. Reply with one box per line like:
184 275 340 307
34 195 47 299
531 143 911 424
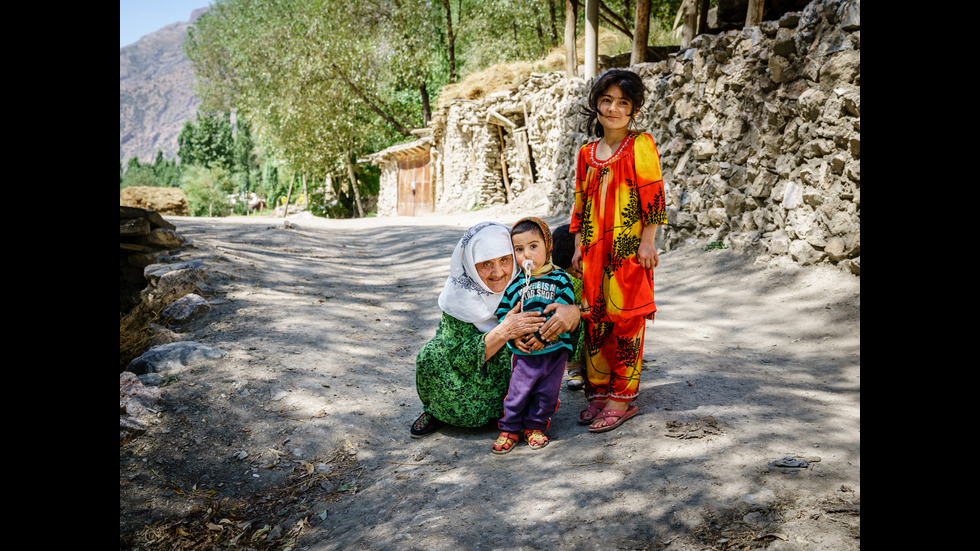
692 140 717 160
120 371 162 441
768 230 791 255
126 341 225 374
141 261 208 310
739 488 776 511
789 239 825 265
781 181 804 210
160 293 211 323
144 227 183 248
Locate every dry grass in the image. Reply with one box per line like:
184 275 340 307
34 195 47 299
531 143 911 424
120 300 165 371
437 28 631 108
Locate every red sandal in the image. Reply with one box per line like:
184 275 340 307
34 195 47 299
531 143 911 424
492 432 520 454
523 429 549 450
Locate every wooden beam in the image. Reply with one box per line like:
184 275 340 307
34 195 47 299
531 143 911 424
746 0 764 27
631 0 651 65
585 0 598 80
495 125 514 203
565 0 577 77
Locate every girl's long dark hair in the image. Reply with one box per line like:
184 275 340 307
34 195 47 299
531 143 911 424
582 69 647 138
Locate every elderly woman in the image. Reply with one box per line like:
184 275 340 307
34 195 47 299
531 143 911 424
411 221 582 438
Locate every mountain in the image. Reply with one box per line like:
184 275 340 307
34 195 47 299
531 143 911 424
120 8 209 165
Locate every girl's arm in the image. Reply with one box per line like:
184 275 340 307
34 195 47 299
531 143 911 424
571 231 583 278
637 223 660 270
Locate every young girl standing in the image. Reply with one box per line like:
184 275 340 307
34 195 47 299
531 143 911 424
569 69 667 433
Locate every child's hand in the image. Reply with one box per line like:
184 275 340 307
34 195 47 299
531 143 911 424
525 335 545 352
512 336 535 354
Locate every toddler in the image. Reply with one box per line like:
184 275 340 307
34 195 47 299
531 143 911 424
492 217 576 453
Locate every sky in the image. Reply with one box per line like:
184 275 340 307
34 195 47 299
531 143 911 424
119 0 210 48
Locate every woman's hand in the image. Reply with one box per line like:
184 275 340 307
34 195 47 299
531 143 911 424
538 302 581 342
499 302 545 340
485 302 544 360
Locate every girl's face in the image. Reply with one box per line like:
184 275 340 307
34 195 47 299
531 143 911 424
511 230 548 274
475 254 514 293
597 83 634 133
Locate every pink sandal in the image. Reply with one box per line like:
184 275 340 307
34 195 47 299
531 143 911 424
589 404 639 433
578 401 604 425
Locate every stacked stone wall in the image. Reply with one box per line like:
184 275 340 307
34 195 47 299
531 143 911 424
428 0 859 272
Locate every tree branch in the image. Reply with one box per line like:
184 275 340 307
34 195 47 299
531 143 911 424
571 0 633 40
330 63 414 136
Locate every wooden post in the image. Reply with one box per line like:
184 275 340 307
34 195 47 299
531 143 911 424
496 125 514 203
698 0 709 36
630 0 651 66
564 0 577 78
678 0 697 48
585 0 598 80
346 155 365 217
282 172 295 217
745 0 764 27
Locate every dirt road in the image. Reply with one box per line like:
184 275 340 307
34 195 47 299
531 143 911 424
119 210 860 550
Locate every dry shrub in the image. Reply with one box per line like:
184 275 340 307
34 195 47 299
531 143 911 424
119 300 164 372
437 29 629 108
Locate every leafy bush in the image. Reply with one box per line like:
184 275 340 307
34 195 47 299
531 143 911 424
181 165 236 216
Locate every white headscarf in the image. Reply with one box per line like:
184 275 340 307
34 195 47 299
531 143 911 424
438 222 518 332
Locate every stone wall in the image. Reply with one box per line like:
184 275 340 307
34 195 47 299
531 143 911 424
424 0 859 272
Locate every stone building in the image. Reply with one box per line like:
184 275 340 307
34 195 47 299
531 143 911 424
369 0 859 272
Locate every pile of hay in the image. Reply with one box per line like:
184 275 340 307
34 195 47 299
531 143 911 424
437 29 630 108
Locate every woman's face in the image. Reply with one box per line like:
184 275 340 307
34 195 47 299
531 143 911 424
475 254 514 293
597 83 634 132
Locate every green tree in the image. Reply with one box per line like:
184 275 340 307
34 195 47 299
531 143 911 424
177 111 234 169
184 0 439 216
121 152 180 189
181 164 236 217
152 151 181 187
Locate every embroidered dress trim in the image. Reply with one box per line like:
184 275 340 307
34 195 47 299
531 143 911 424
587 133 635 168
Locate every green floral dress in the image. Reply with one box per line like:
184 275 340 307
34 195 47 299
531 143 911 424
415 312 513 427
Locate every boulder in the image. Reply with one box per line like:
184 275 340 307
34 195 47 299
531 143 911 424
126 341 226 375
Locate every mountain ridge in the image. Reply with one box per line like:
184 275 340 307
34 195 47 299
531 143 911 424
120 8 208 165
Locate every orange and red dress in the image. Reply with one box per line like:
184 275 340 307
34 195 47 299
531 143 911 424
569 131 666 402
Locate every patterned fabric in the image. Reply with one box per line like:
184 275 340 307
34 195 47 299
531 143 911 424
496 268 576 355
570 131 666 323
415 312 513 427
569 131 666 403
569 275 584 363
583 314 646 401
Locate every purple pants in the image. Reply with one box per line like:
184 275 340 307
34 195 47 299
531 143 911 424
499 349 568 432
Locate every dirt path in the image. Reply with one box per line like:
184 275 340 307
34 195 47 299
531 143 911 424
119 210 860 550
